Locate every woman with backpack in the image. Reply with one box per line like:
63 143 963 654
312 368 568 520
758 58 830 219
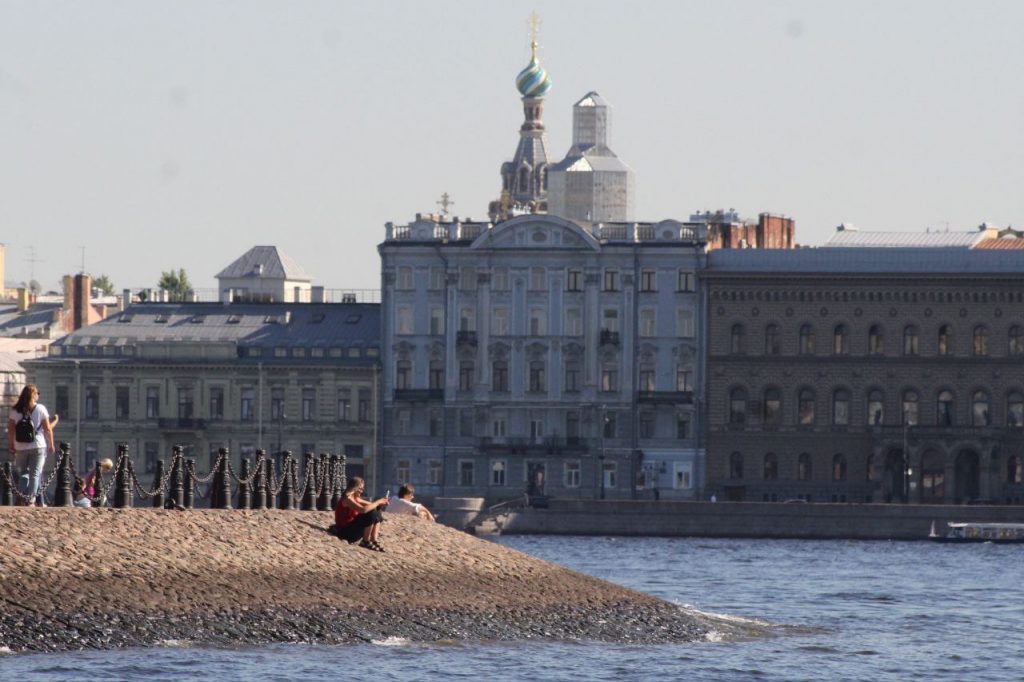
6 384 55 507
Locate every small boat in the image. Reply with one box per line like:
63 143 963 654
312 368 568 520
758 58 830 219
929 521 1024 543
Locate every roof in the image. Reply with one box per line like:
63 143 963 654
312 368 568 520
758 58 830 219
550 152 632 173
216 246 313 281
39 302 380 366
0 303 61 337
705 248 1024 276
574 91 609 108
973 238 1024 250
823 229 985 248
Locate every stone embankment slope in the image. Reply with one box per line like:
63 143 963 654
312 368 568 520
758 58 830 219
0 508 715 653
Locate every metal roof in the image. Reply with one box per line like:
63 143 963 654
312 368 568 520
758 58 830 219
823 230 984 248
706 248 1024 275
973 239 1024 250
216 246 313 281
0 303 60 336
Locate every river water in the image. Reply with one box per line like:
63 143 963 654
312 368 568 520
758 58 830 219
2 536 1022 681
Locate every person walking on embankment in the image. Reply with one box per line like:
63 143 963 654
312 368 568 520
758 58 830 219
6 384 56 507
334 476 389 552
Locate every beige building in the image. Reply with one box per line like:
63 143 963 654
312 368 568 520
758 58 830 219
704 248 1024 505
24 301 381 490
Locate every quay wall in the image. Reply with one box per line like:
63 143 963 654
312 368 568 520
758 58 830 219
495 500 1024 540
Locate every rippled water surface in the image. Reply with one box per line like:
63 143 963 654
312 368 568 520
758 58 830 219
3 537 1023 681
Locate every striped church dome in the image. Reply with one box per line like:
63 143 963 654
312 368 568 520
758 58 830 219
515 44 552 98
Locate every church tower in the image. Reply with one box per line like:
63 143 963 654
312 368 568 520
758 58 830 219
490 16 552 222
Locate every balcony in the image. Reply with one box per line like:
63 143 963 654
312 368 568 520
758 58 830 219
393 388 444 401
157 418 207 430
638 390 694 405
456 330 478 347
479 436 589 455
600 330 620 346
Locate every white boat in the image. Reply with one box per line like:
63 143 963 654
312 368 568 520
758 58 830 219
929 521 1024 543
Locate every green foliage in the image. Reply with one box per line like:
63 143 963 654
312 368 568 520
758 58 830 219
158 268 193 302
93 274 115 296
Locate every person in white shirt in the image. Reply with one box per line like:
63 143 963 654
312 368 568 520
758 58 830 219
6 384 56 507
387 484 436 522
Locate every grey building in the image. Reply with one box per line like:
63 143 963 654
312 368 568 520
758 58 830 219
217 245 314 303
547 92 635 223
24 302 381 489
704 247 1024 505
379 213 707 501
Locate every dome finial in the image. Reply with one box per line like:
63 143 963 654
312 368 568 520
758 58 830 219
516 12 552 98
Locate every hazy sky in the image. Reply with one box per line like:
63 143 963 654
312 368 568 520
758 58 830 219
2 1 1022 293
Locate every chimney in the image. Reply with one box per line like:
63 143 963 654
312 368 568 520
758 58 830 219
311 286 325 303
16 287 30 312
63 275 74 311
74 273 92 330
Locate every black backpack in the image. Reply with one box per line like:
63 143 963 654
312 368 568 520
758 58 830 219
15 407 36 443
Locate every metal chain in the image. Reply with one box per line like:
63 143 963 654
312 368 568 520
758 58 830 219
187 452 223 485
225 459 260 486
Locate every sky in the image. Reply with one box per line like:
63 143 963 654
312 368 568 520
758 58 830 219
2 1 1023 294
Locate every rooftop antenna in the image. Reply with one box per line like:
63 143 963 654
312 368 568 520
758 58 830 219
25 245 43 282
79 245 86 273
437 192 455 216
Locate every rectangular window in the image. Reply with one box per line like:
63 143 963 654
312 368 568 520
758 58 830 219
566 268 583 292
396 307 413 335
492 362 508 392
115 386 130 421
270 387 285 420
676 415 690 439
676 368 692 392
603 268 619 292
429 266 445 290
358 389 371 422
397 409 411 435
565 308 582 336
492 417 507 438
429 307 444 335
602 308 619 333
338 394 351 420
639 366 656 392
566 411 580 438
145 386 160 419
459 361 474 391
429 408 443 436
529 361 546 392
397 459 411 485
302 388 316 421
677 309 694 338
530 267 546 291
530 419 544 443
396 361 412 390
459 460 475 487
209 387 224 420
640 269 656 292
677 270 695 292
490 460 507 486
84 385 99 420
177 386 194 419
602 462 618 489
459 409 474 437
460 266 476 291
601 367 618 392
397 266 414 290
428 459 442 485
145 442 160 475
639 309 656 337
240 387 255 421
564 364 581 393
674 462 693 489
55 385 69 417
564 461 581 488
459 307 476 332
491 308 509 335
429 362 444 390
603 412 617 438
492 267 509 291
639 412 655 438
529 308 546 336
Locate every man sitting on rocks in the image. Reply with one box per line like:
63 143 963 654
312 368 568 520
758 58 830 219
387 484 436 522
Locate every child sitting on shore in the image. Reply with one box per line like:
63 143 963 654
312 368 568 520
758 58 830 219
334 476 389 552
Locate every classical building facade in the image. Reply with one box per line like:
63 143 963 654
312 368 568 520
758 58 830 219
704 248 1024 505
379 213 707 501
24 302 381 488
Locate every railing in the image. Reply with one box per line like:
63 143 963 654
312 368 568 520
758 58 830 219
157 418 208 430
637 390 694 405
600 330 620 346
393 388 444 401
456 330 478 346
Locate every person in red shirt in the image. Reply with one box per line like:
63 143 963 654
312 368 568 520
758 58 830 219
334 476 389 552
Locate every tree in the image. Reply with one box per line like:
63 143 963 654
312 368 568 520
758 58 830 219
158 268 193 302
93 274 115 296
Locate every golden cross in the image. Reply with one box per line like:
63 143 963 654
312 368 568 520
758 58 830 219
437 192 454 215
527 11 542 47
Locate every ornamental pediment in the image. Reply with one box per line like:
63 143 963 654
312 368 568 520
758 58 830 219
471 215 600 251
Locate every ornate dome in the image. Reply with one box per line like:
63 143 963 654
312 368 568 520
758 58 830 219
515 43 552 98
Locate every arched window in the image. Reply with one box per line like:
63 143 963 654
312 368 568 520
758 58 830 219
1008 391 1024 427
868 324 884 355
798 388 816 425
833 324 848 355
729 452 744 479
938 325 952 356
937 390 955 426
730 323 746 354
902 390 919 425
729 387 748 424
1009 325 1023 356
799 324 815 355
867 389 884 425
1008 456 1023 484
832 388 851 425
973 325 989 356
764 323 780 355
797 453 812 481
920 449 945 503
763 453 778 480
518 167 529 192
972 390 991 426
903 325 919 356
763 387 782 426
832 454 847 481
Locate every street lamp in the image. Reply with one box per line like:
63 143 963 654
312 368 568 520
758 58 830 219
902 409 912 503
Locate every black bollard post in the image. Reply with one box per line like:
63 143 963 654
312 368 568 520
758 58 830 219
338 454 347 493
316 453 329 511
262 450 274 510
301 452 316 511
290 457 300 510
53 442 73 507
329 454 341 508
113 444 132 508
92 460 104 507
278 451 294 510
168 446 184 508
217 448 232 510
252 450 267 510
0 462 13 506
237 458 252 510
183 458 196 509
151 459 165 508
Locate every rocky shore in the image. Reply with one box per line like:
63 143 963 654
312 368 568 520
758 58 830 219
0 508 719 653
